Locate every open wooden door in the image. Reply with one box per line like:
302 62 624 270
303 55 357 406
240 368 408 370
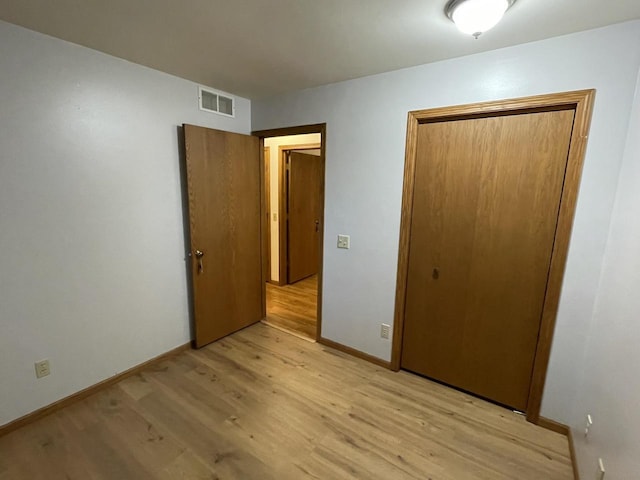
183 124 263 348
287 151 322 283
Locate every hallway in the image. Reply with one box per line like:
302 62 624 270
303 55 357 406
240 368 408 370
264 275 317 340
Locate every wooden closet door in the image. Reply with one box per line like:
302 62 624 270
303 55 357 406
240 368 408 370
401 109 575 411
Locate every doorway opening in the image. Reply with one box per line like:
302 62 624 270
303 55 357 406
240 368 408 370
254 125 326 341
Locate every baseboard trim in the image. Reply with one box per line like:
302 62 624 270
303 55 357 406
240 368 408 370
567 428 580 480
536 417 580 480
318 337 391 369
536 416 569 435
0 342 191 437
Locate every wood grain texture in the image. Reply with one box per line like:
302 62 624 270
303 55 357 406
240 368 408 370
391 111 420 371
567 429 580 480
536 417 570 436
535 418 579 480
184 124 263 348
253 124 326 138
0 324 573 479
260 140 268 319
276 143 321 285
264 146 271 283
0 343 190 438
391 91 595 422
264 274 317 340
526 90 595 423
400 90 594 121
315 126 326 341
402 109 575 411
288 152 323 283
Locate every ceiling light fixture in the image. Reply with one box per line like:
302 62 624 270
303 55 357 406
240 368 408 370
445 0 516 39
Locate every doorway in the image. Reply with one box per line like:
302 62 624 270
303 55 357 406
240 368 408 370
181 123 325 349
255 127 326 341
391 91 595 423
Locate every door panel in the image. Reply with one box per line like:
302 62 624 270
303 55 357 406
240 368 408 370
401 109 575 411
183 124 263 348
288 151 322 283
264 146 271 282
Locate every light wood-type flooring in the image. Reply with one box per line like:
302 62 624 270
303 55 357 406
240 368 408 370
264 275 317 340
0 323 573 479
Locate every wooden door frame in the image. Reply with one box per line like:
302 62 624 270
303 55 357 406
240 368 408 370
390 90 595 424
253 124 327 342
264 146 272 283
277 143 321 285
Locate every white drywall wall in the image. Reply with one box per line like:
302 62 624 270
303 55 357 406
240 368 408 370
252 20 640 429
0 20 251 426
263 134 321 282
572 64 640 479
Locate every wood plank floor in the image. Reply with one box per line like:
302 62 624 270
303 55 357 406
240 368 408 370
265 275 317 340
0 323 572 479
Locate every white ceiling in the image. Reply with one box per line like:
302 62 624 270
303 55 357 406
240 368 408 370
1 0 639 99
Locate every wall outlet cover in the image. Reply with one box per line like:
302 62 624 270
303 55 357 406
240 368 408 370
35 360 50 379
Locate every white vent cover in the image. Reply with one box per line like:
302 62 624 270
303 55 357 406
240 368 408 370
198 86 234 117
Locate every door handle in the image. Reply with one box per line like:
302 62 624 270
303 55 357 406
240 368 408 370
195 250 204 274
315 220 320 232
432 267 440 280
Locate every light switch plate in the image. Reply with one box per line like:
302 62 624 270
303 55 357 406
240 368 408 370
337 234 350 249
381 324 391 339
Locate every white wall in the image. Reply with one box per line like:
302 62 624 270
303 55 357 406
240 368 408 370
263 133 321 282
252 20 640 428
572 64 640 479
0 20 251 426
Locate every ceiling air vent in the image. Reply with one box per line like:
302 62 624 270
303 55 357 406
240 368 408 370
198 86 235 117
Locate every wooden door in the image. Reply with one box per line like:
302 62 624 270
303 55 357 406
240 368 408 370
264 146 271 282
401 109 576 411
287 151 322 283
183 124 263 348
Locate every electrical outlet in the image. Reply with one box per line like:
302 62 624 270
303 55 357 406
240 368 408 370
337 234 350 249
380 323 391 339
34 360 50 379
596 458 605 480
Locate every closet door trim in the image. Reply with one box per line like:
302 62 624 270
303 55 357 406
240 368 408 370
390 89 596 424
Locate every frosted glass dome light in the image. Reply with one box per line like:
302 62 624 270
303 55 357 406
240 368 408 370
445 0 516 38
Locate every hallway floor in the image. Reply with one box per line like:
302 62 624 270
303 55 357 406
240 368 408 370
264 275 317 340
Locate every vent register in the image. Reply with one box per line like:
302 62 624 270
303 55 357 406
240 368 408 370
198 86 234 117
